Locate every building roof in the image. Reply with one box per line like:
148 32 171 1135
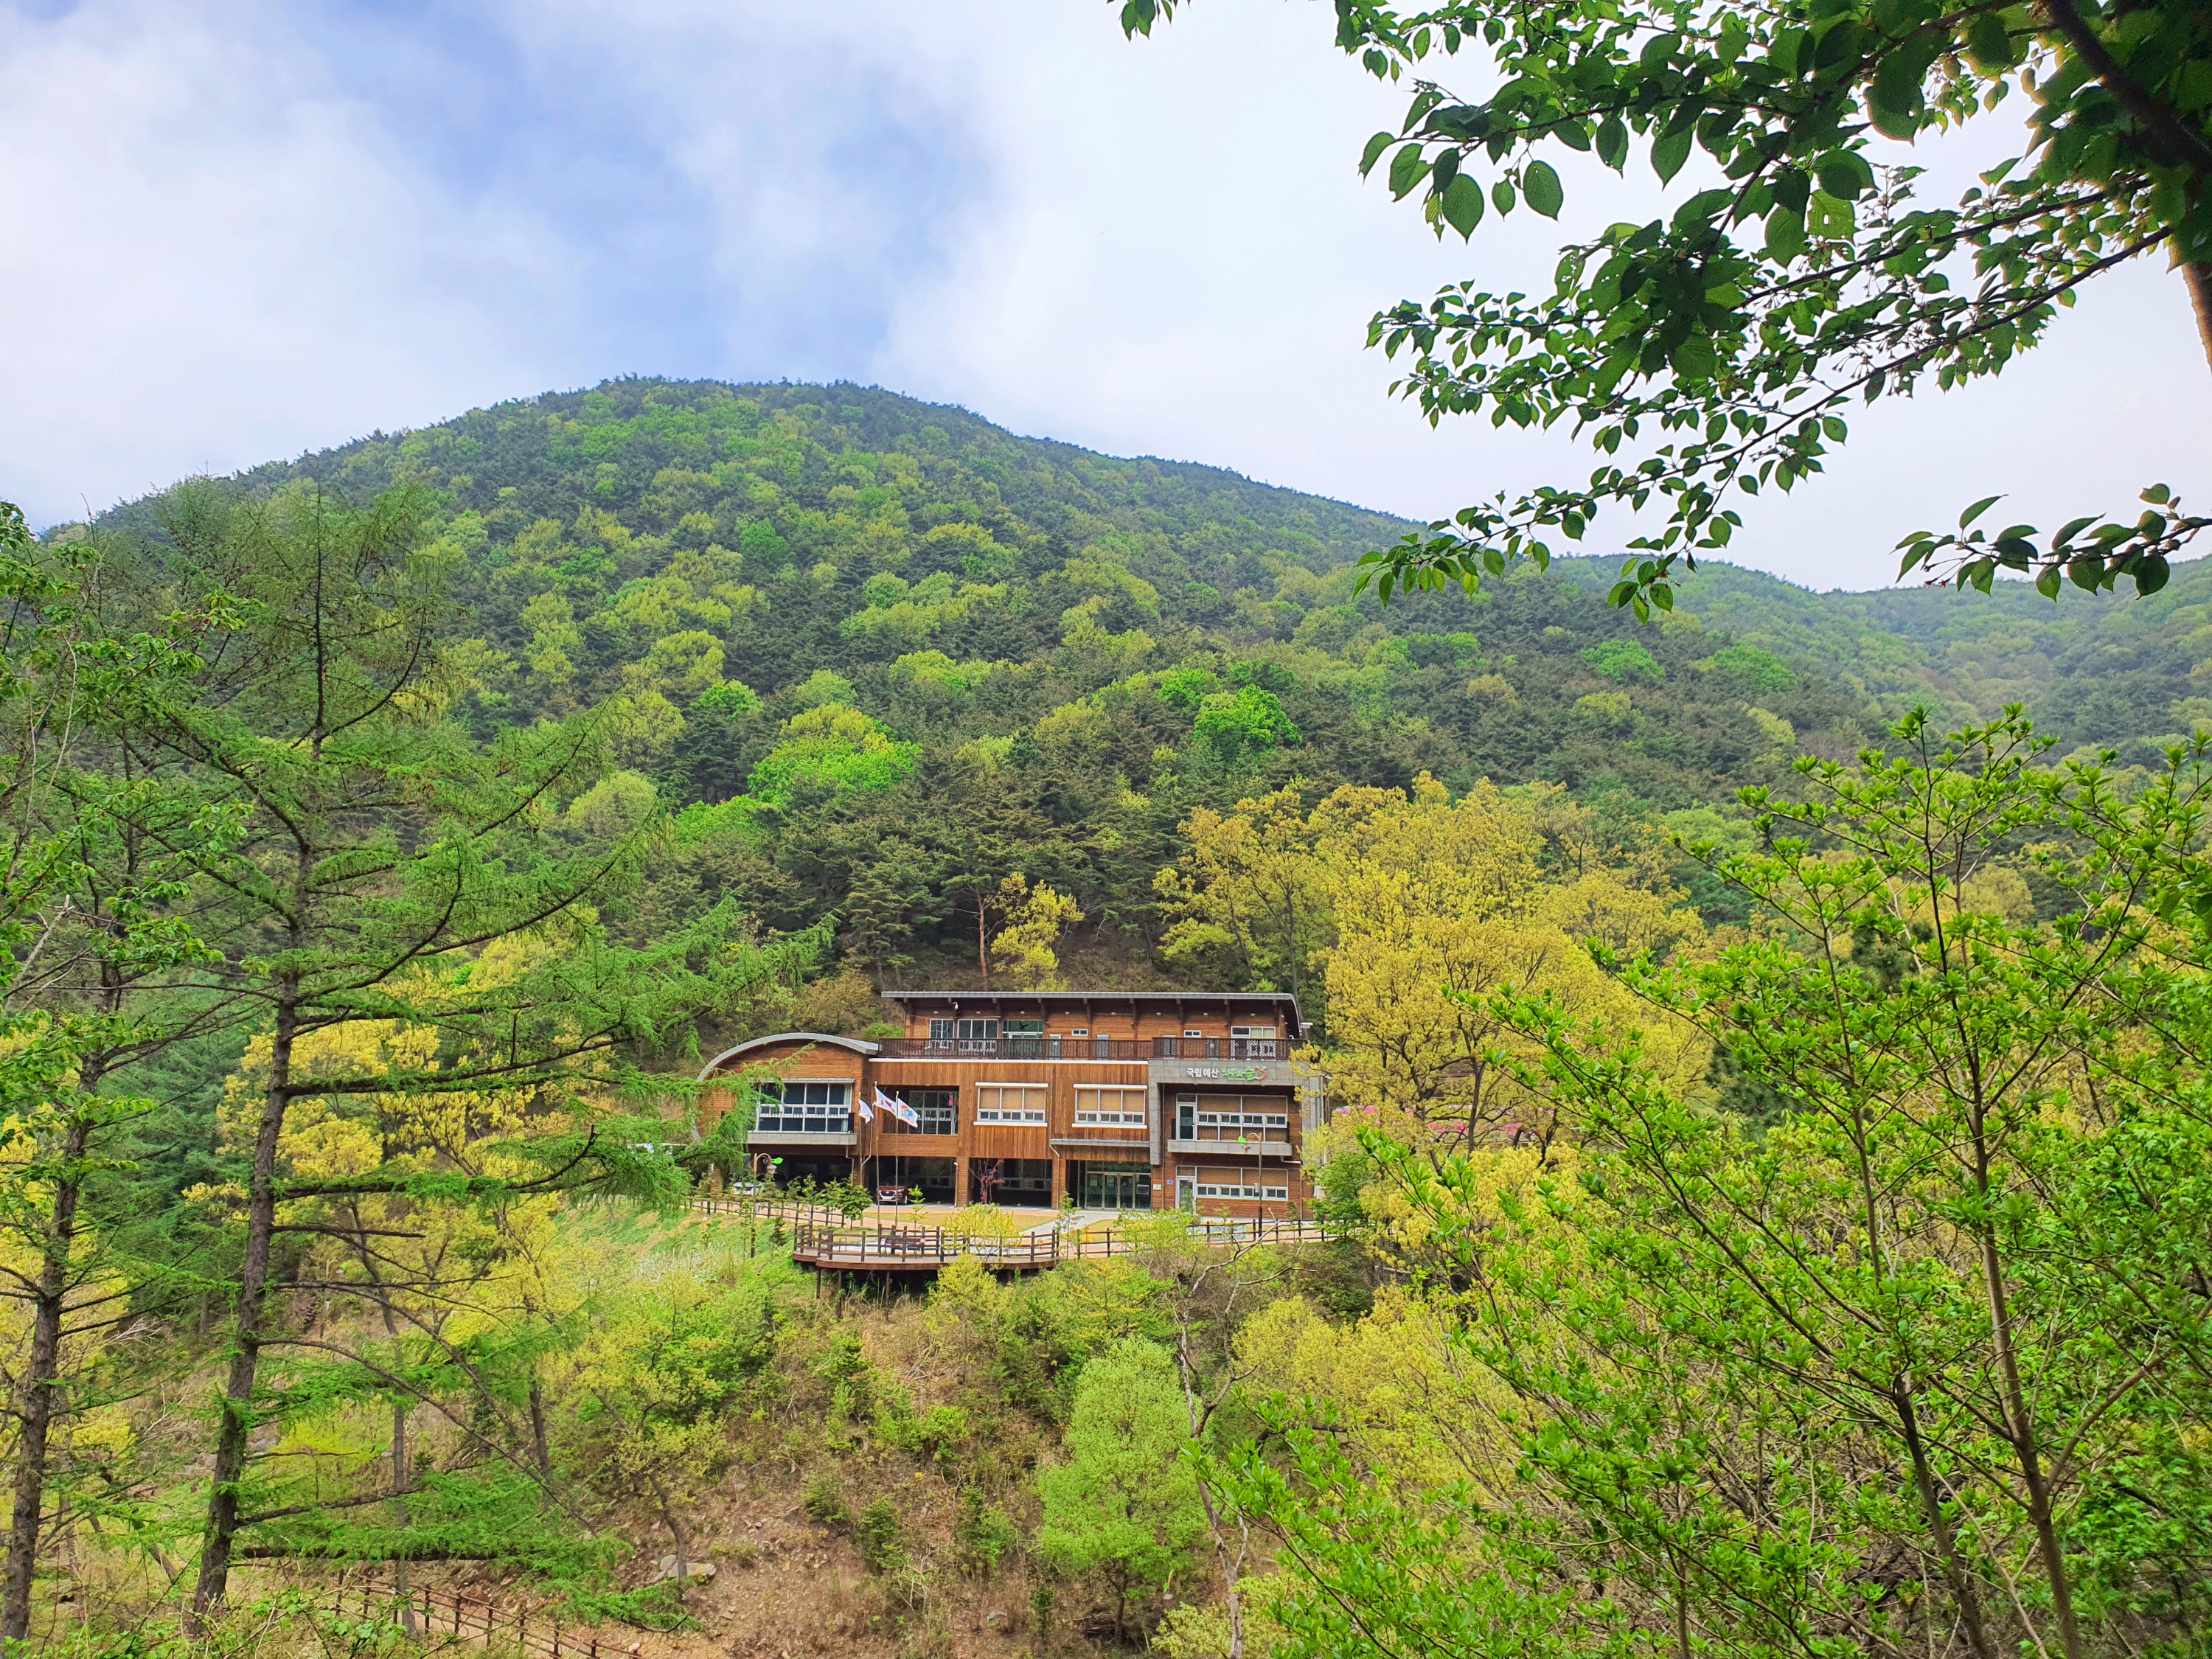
695 1032 880 1083
882 988 1304 1028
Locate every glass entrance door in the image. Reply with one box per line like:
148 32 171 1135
1081 1164 1152 1211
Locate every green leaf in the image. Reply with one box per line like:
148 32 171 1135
1359 130 1397 178
1806 190 1856 237
1764 204 1808 262
1388 143 1430 200
1963 13 2014 71
1652 128 1693 184
1596 116 1629 170
1868 53 1928 139
1816 150 1877 201
2036 565 2063 599
1441 174 1486 237
1670 335 1718 381
1523 160 1564 218
1493 178 1517 215
1958 494 2003 529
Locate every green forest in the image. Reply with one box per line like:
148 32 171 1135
97 375 2212 990
17 0 2212 1644
1 366 2208 1659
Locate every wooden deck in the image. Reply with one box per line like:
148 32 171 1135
680 1197 1328 1272
784 1216 1332 1270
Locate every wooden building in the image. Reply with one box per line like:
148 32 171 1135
695 990 1324 1217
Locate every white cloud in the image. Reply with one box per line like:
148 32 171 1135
3 0 2203 594
0 0 581 520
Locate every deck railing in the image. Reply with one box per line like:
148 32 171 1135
777 1214 1331 1268
869 1036 1291 1062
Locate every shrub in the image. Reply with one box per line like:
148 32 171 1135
804 1473 851 1531
855 1499 908 1572
953 1486 1022 1579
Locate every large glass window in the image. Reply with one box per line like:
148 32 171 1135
928 1018 999 1052
755 1080 851 1134
1174 1093 1288 1138
975 1084 1048 1124
1074 1087 1148 1128
883 1088 957 1135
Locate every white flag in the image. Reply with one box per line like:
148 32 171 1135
876 1086 920 1127
856 1095 874 1123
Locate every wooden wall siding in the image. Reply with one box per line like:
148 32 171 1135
891 996 1298 1043
968 1125 1056 1161
869 1132 960 1155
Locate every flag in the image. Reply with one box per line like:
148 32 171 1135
876 1086 919 1127
856 1095 874 1123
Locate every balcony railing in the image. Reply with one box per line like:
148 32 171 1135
1155 1038 1287 1060
874 1036 1147 1060
872 1036 1290 1062
1169 1124 1295 1152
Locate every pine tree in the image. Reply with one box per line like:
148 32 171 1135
101 481 787 1624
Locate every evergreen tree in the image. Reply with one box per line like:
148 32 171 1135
1037 1338 1206 1641
101 481 785 1624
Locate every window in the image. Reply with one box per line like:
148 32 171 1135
975 1085 1048 1125
928 1017 999 1051
1191 1177 1289 1203
1196 1110 1289 1132
1183 1029 1204 1039
1074 1087 1148 1128
1231 1023 1281 1057
1068 1028 1089 1038
756 1080 852 1134
1175 1094 1289 1138
1194 1177 1264 1200
884 1088 956 1135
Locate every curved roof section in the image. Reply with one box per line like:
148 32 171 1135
695 1032 880 1083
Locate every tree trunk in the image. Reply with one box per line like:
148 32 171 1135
1893 1382 1997 1659
1977 1214 2084 1659
190 992 297 1627
392 1396 415 1635
2185 262 2212 377
646 1470 691 1599
529 1377 552 1477
0 1113 91 1642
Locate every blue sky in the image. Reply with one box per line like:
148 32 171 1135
4 0 2207 589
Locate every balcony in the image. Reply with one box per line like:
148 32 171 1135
872 1036 1289 1062
1168 1120 1294 1155
1155 1038 1289 1060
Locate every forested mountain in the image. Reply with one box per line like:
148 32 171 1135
74 371 2178 1217
89 376 2205 986
14 379 2211 1657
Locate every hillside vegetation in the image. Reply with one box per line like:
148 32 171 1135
4 383 2208 1659
98 375 2212 990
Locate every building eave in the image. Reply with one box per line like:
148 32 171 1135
695 1032 880 1083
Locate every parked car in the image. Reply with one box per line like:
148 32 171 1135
876 1184 911 1206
